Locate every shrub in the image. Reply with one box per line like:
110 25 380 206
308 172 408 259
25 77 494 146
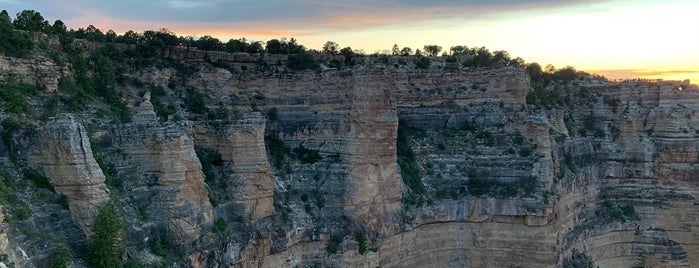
293 145 321 164
287 51 318 71
0 79 41 114
213 217 228 233
50 240 73 268
563 249 595 268
397 122 426 204
518 147 533 157
0 25 34 57
0 172 31 221
414 56 430 69
326 235 343 254
184 87 208 114
356 232 367 255
23 170 54 192
265 132 290 169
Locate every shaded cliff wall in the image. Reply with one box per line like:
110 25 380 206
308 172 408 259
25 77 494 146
108 107 213 244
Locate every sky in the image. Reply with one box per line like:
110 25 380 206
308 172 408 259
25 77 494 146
2 0 698 83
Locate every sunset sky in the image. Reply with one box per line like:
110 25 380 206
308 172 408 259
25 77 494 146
2 0 698 83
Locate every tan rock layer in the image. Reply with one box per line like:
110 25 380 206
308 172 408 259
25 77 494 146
27 114 110 237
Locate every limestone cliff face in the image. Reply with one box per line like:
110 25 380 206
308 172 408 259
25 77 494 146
345 73 402 233
5 48 699 267
223 112 275 220
26 114 110 236
0 56 64 92
110 98 213 244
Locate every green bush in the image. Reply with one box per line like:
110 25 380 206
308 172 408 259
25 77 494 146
326 235 343 254
195 147 223 183
184 87 208 114
518 147 533 157
287 51 318 71
23 170 54 192
0 79 41 114
356 232 367 255
293 145 321 164
563 249 595 268
414 56 430 69
0 24 34 58
213 217 228 233
265 132 290 169
0 172 31 221
397 122 427 204
50 241 73 268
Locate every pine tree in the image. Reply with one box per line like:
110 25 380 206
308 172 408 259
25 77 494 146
50 240 73 268
88 202 125 268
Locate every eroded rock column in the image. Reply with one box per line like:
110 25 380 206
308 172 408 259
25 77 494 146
345 73 403 232
223 112 275 220
27 114 110 236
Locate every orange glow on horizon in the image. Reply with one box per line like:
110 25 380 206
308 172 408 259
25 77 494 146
589 69 699 86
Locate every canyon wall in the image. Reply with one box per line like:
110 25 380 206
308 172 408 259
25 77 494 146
0 49 697 267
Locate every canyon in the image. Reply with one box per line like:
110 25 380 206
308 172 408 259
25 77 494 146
0 43 697 267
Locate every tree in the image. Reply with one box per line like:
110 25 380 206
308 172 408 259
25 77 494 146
226 38 249 53
13 10 48 32
510 57 525 67
286 38 304 53
0 10 11 27
322 41 339 54
287 51 318 70
340 46 354 65
265 39 283 54
423 45 442 56
246 41 264 53
116 30 140 44
400 47 412 56
0 15 33 57
391 44 400 55
88 202 125 268
49 20 66 35
450 45 468 55
196 35 223 51
105 30 117 42
50 240 74 268
545 64 556 73
84 25 105 42
526 62 544 82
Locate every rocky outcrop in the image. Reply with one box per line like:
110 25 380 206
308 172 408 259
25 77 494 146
26 114 111 236
0 56 64 92
223 112 275 220
111 98 212 244
4 46 699 267
345 73 403 233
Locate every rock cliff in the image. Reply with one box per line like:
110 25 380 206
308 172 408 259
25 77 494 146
108 96 213 244
0 47 697 267
26 114 110 236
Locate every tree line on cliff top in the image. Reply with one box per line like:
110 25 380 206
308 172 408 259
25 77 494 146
1 9 603 78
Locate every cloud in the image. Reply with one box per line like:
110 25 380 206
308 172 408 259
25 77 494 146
17 0 608 32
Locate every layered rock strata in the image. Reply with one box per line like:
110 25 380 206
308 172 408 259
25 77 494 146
111 98 212 243
26 114 110 236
